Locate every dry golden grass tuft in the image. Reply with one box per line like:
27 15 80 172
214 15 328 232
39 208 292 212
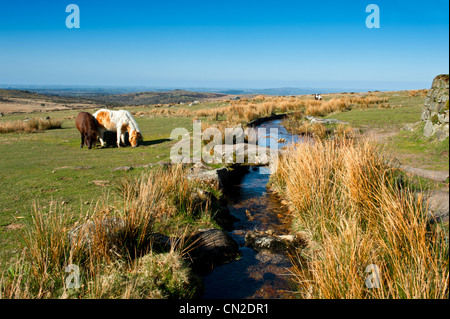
408 89 429 97
271 139 448 299
0 118 63 134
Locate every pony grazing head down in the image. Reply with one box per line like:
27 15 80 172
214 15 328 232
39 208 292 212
75 111 99 149
122 110 143 147
129 130 143 147
84 131 98 149
93 109 143 148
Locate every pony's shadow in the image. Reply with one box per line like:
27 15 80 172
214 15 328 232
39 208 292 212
99 132 170 148
99 131 129 148
141 138 171 146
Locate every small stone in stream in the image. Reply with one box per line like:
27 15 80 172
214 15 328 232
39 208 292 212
245 230 299 253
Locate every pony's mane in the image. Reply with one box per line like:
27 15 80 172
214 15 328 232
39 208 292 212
122 110 140 133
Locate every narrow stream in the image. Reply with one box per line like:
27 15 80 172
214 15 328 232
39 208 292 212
201 119 302 299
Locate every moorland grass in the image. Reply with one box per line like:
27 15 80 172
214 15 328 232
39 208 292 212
0 118 63 134
389 123 449 171
270 138 448 299
0 165 216 298
319 93 448 171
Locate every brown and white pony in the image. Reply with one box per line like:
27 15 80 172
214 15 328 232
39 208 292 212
93 109 143 147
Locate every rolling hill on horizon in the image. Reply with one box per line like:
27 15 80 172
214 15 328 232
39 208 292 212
0 88 234 111
85 89 230 106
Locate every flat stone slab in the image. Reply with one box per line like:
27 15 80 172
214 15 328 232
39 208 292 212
245 230 301 253
305 115 349 125
400 165 449 183
186 167 229 189
212 143 280 166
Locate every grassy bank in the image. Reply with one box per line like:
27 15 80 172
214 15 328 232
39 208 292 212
270 138 448 298
1 165 221 298
271 91 448 298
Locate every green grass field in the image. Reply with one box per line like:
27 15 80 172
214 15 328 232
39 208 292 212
0 110 197 267
324 92 424 128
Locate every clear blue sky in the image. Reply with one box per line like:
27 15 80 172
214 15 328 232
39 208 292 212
0 0 448 90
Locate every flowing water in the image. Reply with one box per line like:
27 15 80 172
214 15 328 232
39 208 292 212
201 119 303 299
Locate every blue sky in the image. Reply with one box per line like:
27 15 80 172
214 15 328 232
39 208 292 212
0 0 448 90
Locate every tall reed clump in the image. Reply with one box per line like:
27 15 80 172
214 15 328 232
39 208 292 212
118 164 216 232
0 202 88 298
283 114 354 141
271 139 448 299
1 165 214 299
304 96 389 117
0 118 63 134
409 89 429 97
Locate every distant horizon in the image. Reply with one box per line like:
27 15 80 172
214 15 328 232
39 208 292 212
0 78 435 93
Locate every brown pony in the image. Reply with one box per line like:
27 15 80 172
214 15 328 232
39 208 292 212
75 112 98 149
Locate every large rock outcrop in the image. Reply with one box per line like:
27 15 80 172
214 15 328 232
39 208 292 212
422 74 449 141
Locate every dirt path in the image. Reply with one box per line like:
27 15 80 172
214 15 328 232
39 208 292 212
365 127 449 179
363 127 449 223
364 128 398 144
400 165 449 183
